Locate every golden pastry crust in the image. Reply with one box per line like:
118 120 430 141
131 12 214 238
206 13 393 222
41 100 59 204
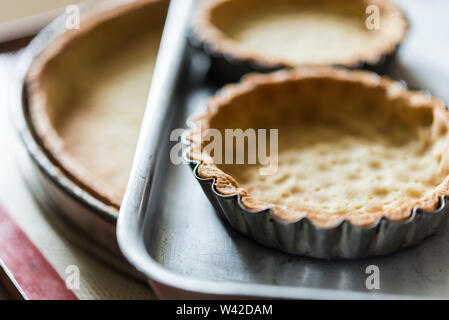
187 68 449 227
26 0 168 209
191 0 408 69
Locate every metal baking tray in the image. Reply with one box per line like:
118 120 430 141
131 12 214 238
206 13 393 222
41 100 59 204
118 0 449 298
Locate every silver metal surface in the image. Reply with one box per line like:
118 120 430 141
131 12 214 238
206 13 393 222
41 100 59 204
118 0 449 299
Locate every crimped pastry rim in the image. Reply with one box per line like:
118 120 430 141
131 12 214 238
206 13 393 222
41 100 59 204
26 0 168 209
186 67 449 228
187 158 448 230
190 0 409 69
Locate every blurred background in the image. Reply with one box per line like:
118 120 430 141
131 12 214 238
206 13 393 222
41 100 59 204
0 0 78 42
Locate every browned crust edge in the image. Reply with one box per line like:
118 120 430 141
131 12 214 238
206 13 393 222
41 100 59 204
187 67 449 228
26 0 169 210
191 0 409 69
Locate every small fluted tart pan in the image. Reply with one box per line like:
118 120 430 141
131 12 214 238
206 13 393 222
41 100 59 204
185 68 449 258
190 0 408 81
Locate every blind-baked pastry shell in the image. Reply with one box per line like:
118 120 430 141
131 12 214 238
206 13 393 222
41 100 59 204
187 68 449 228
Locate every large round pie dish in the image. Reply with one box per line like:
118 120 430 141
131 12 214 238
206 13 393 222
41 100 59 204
190 0 408 81
11 0 168 275
185 68 449 258
27 0 168 210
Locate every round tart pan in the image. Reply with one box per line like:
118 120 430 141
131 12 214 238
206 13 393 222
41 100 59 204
10 0 168 278
184 68 449 259
189 0 408 83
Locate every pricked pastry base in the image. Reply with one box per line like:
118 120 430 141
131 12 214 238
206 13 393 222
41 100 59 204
191 0 408 69
27 0 168 209
188 68 449 227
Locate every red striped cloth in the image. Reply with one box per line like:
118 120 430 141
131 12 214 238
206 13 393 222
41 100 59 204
0 204 78 300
